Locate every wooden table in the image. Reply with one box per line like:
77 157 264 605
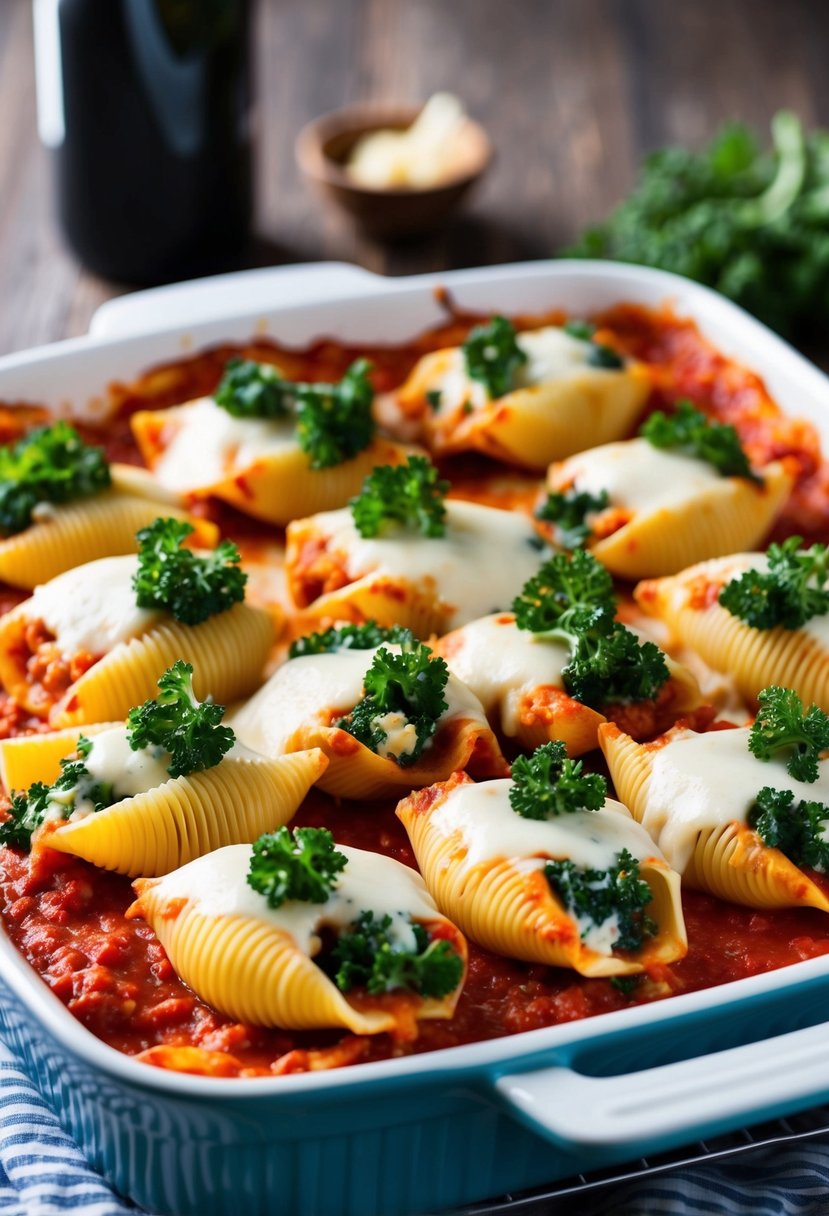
0 0 828 355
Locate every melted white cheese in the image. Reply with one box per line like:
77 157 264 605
151 397 298 493
149 842 439 957
440 613 568 735
431 778 662 872
562 438 723 515
643 726 829 872
27 554 159 655
314 499 546 629
231 643 486 758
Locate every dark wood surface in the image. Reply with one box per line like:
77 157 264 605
1 0 829 354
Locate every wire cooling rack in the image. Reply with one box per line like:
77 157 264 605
457 1105 829 1214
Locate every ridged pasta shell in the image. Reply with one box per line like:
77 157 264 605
0 721 119 791
127 881 464 1034
398 350 651 470
45 603 275 728
599 722 829 912
397 773 687 977
41 749 328 876
0 481 218 591
583 463 793 580
293 573 450 638
635 556 829 712
132 403 415 525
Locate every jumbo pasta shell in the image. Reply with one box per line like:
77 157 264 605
599 722 829 913
635 556 829 712
48 603 275 728
397 774 686 977
0 721 119 791
586 463 792 580
42 749 327 876
0 479 218 591
132 403 415 525
292 573 450 638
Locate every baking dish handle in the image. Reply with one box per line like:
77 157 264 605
495 1019 829 1148
88 262 381 338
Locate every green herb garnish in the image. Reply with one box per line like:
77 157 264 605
747 685 829 783
641 400 759 482
536 488 611 549
247 826 347 908
126 660 235 779
326 911 463 997
750 786 829 873
546 848 657 952
719 538 829 630
132 517 247 626
462 315 528 399
0 421 111 536
289 622 415 658
338 640 449 766
215 357 375 469
511 551 669 708
349 455 449 539
566 110 827 340
509 740 607 819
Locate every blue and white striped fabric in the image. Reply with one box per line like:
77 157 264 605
3 1033 829 1216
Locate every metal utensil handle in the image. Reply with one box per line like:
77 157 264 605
495 1019 829 1149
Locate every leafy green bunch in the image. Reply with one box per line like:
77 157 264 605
326 912 463 998
566 110 829 340
509 740 607 819
247 826 348 908
288 622 415 659
339 640 449 766
350 455 449 539
511 550 669 708
562 320 624 369
535 488 610 550
0 421 111 536
462 315 528 398
750 787 829 874
214 356 376 469
126 660 235 778
132 517 247 626
719 538 829 630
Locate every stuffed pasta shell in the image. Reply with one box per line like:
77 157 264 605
128 828 467 1034
433 610 700 755
544 435 791 580
635 544 829 712
0 519 275 726
397 750 686 977
599 692 829 912
131 357 414 525
286 456 547 635
395 316 649 470
0 662 326 876
231 628 507 800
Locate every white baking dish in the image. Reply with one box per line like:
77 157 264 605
2 259 829 1216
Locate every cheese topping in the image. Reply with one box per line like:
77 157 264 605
643 726 829 872
562 438 724 515
231 643 486 758
27 555 159 655
149 842 440 957
314 499 546 629
440 613 568 735
151 397 297 493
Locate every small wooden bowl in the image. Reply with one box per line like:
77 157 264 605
295 103 493 240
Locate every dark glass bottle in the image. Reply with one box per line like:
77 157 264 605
39 0 253 284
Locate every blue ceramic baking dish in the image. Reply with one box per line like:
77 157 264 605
3 260 829 1216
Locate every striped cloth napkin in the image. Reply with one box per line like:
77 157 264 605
3 1037 829 1216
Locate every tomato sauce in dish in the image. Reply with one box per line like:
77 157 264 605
1 300 828 1077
